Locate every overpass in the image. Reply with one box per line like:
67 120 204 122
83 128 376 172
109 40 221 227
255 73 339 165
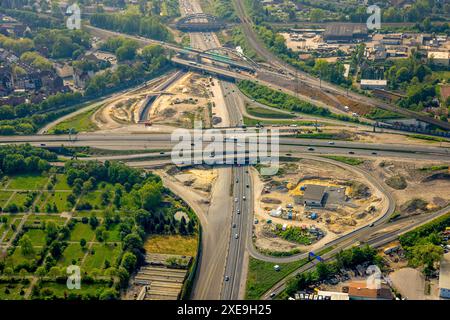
176 13 226 31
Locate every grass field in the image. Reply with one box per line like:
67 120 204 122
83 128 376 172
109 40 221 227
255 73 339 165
57 243 86 268
408 134 449 143
321 155 365 166
5 247 41 269
41 192 72 212
246 105 296 119
7 174 48 190
54 175 71 190
49 107 100 134
2 217 22 242
83 243 122 271
243 116 319 127
144 235 198 257
0 282 28 300
78 192 107 210
245 257 308 300
9 192 33 210
32 281 109 299
0 191 13 207
22 229 47 246
70 223 96 242
27 214 67 226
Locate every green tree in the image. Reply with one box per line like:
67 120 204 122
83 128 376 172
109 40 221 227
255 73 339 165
19 234 34 255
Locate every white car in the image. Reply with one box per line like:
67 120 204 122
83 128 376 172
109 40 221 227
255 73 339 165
243 196 246 200
235 234 239 239
234 198 238 202
328 141 335 145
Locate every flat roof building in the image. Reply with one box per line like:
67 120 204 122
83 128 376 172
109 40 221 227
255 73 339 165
324 23 368 42
439 253 450 299
428 51 449 66
360 79 388 90
302 185 326 207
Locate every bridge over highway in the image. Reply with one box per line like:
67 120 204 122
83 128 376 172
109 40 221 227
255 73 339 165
176 13 226 31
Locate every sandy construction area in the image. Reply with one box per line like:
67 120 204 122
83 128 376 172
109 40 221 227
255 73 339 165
251 158 383 254
362 159 450 217
149 73 215 129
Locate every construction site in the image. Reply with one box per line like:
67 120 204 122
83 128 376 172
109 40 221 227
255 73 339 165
251 158 384 254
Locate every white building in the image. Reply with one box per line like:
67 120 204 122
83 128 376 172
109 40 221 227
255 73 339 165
360 79 388 90
428 51 450 67
439 253 450 299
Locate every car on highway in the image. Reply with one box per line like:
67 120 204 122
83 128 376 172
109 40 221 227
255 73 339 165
40 143 46 146
285 153 292 156
237 209 240 214
232 223 237 228
269 293 276 298
225 276 230 281
372 152 377 155
234 234 239 239
159 152 165 155
246 184 249 188
234 198 238 202
307 147 315 151
369 223 374 227
349 151 355 154
328 141 335 145
243 196 246 200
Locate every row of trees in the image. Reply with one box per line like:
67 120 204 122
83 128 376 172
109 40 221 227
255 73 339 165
285 246 379 296
85 42 169 98
90 12 171 42
0 144 55 175
238 80 360 123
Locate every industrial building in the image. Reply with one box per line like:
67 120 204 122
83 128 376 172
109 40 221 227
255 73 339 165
302 185 326 207
428 51 450 67
360 79 388 90
439 253 450 299
323 23 368 43
343 281 393 300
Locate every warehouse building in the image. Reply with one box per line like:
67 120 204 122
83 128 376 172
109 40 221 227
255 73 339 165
302 185 326 207
324 23 368 43
428 51 450 67
360 79 388 90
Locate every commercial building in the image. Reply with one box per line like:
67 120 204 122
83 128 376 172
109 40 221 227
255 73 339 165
439 253 450 299
360 79 388 90
343 281 393 300
302 185 326 207
324 23 368 43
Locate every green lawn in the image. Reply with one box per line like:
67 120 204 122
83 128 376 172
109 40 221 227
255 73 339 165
7 174 48 190
0 282 29 300
54 175 71 190
78 192 106 210
8 192 34 211
32 281 109 299
70 223 96 242
0 191 13 207
245 257 308 300
57 243 86 268
107 224 122 242
27 214 67 226
243 116 319 127
144 234 198 257
321 155 365 166
21 229 47 246
49 107 100 134
5 247 41 269
83 243 122 271
2 217 22 242
41 192 72 212
246 105 296 119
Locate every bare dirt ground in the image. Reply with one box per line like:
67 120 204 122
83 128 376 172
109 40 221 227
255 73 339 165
389 268 427 300
251 159 383 254
362 159 450 218
149 73 214 129
160 166 218 202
